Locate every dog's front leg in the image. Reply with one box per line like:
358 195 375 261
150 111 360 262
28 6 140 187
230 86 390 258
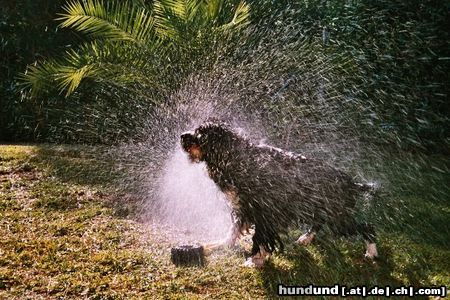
244 246 270 268
203 230 233 255
224 221 241 247
203 214 244 255
244 228 271 268
220 189 246 248
225 212 251 247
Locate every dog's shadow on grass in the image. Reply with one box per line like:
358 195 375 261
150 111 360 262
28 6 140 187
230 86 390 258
258 237 408 297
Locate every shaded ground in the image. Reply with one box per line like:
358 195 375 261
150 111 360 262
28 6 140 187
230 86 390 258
0 145 448 299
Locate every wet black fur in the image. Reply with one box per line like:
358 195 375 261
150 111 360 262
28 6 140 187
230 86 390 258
181 122 376 256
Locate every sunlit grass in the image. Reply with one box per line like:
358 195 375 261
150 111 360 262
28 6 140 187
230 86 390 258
0 144 448 298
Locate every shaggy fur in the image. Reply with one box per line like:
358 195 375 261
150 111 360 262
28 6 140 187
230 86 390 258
181 121 377 263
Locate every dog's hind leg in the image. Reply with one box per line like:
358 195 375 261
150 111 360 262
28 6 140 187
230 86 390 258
365 241 378 259
338 220 378 259
359 222 378 259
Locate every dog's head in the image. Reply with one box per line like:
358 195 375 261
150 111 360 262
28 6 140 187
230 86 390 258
181 121 234 163
180 130 203 162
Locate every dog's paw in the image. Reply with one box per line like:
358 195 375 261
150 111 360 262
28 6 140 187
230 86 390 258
243 248 270 268
203 240 226 255
243 256 265 268
364 243 378 259
296 232 316 246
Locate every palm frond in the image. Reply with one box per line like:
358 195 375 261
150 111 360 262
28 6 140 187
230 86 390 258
154 0 202 22
21 52 100 97
57 0 155 44
153 0 250 41
202 0 223 23
20 61 61 97
220 1 250 31
21 0 251 97
153 0 194 40
21 41 157 97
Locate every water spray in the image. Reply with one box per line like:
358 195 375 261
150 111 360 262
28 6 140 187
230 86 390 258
104 12 448 268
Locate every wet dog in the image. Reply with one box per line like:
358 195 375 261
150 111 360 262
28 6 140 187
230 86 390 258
181 121 378 267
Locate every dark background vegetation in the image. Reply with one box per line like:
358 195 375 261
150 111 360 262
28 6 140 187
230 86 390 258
1 0 78 141
1 0 449 153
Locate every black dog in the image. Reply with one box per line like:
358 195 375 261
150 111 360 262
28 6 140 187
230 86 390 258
181 121 378 266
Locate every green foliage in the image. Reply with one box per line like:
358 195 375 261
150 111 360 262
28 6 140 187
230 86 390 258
57 0 155 43
21 0 250 98
0 0 248 144
153 0 250 40
0 0 80 141
263 0 449 151
21 41 153 97
333 0 449 151
2 1 448 152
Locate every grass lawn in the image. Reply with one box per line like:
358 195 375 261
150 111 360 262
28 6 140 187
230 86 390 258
0 144 448 299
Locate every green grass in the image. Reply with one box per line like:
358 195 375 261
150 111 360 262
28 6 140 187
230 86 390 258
0 144 448 299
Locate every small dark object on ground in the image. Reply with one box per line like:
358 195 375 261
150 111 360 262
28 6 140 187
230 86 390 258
171 244 205 266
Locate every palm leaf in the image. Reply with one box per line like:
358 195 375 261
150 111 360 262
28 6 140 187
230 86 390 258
21 41 158 97
21 52 100 97
57 0 155 44
153 0 250 41
202 0 225 25
220 1 250 31
21 0 251 97
20 61 61 97
153 0 194 40
154 0 202 22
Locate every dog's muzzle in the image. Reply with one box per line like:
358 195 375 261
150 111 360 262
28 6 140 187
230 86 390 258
181 130 203 162
181 131 197 152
